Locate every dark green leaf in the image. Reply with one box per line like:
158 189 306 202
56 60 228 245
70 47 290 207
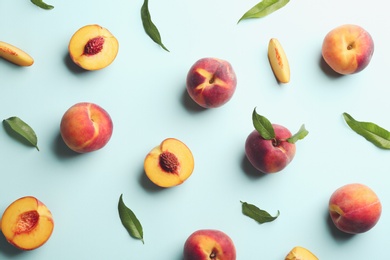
3 116 39 151
238 0 289 23
343 112 390 149
287 124 309 144
118 194 144 244
31 0 54 10
241 201 279 224
252 107 275 140
141 0 169 52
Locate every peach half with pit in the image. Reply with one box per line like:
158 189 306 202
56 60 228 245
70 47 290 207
68 24 119 71
0 196 54 250
144 138 194 188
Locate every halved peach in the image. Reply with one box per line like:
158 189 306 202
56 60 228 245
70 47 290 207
68 24 119 70
0 196 54 250
144 138 194 188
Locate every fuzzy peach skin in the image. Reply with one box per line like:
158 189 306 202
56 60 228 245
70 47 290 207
183 229 236 260
60 102 113 153
186 57 237 108
245 124 296 174
329 183 381 234
322 24 374 75
0 196 54 250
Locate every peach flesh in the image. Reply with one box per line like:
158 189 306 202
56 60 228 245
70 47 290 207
0 196 54 250
68 24 119 71
144 138 194 188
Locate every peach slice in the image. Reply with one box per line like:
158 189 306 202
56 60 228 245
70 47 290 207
268 38 290 83
68 24 119 70
0 41 34 66
144 138 194 188
285 246 319 260
0 196 54 250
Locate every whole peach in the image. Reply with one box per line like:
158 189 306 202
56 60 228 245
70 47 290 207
322 24 374 75
183 229 236 260
329 183 381 234
60 102 113 153
186 57 237 108
245 124 296 174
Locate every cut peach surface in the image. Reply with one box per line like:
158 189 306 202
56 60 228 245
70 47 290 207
0 196 54 250
144 138 194 188
68 24 119 71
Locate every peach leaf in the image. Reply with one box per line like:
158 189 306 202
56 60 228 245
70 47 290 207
241 201 279 224
343 112 390 149
30 0 54 10
252 107 275 140
118 194 144 244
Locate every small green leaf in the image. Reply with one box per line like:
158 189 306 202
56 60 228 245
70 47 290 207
252 107 275 140
31 0 54 10
141 0 169 52
238 0 290 23
3 116 39 151
343 112 390 149
241 201 279 224
118 194 144 244
287 124 309 144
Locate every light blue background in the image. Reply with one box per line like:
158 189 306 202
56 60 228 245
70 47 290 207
0 0 389 259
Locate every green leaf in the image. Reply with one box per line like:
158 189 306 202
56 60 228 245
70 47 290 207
241 201 279 224
141 0 169 52
30 0 54 10
343 112 390 149
238 0 290 23
118 194 144 244
252 107 275 140
3 116 39 151
287 124 309 144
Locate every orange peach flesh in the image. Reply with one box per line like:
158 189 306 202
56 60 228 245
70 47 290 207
0 196 54 250
144 138 194 188
68 24 119 71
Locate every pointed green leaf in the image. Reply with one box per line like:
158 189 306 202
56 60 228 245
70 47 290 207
238 0 289 23
31 0 54 10
252 108 275 140
241 201 279 224
287 124 309 144
118 194 144 244
343 112 390 149
3 116 39 151
141 0 169 52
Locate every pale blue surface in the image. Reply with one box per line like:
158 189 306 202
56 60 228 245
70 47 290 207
0 1 389 259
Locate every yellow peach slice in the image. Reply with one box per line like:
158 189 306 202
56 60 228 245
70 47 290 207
268 38 290 83
68 24 119 71
144 138 194 188
285 246 318 260
0 196 54 250
0 41 34 66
